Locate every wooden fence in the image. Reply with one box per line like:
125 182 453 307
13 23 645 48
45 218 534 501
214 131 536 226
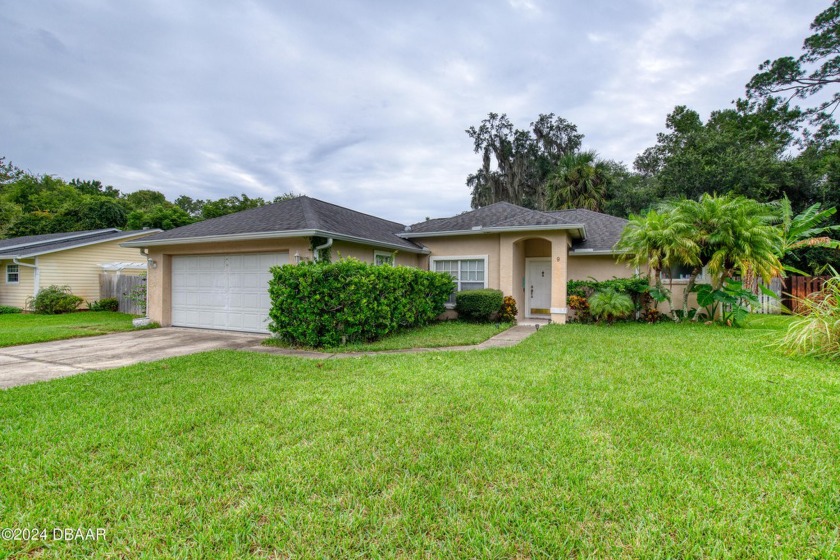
782 276 829 314
752 277 783 315
99 274 145 315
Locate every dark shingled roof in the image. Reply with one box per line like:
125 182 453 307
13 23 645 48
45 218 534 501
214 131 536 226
545 209 628 252
130 196 425 252
403 202 627 252
0 229 156 258
405 202 580 233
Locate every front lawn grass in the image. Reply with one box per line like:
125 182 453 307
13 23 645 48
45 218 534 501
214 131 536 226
0 311 137 347
1 320 838 557
264 319 511 352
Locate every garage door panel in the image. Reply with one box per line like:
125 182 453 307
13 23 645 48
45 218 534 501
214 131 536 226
171 252 289 333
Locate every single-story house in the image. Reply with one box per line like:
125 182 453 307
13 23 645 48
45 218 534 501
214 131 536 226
0 228 161 309
124 196 635 333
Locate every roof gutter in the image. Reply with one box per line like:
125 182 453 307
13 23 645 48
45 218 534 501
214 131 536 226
569 249 627 256
313 237 333 262
122 229 430 254
12 257 37 268
7 230 163 259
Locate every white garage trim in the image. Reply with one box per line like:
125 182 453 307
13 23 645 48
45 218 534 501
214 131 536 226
171 252 289 333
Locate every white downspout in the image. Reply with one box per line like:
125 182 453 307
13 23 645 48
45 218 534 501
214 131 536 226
12 258 38 297
313 238 333 262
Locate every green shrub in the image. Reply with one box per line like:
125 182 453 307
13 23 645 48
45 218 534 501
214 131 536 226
455 289 504 322
26 285 83 314
88 298 120 312
268 258 454 347
588 289 634 323
777 271 840 359
0 305 22 314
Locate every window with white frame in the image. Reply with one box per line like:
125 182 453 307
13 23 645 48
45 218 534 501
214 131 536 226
431 256 488 305
6 264 19 284
374 251 395 266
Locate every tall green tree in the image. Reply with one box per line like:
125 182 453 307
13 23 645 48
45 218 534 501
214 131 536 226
465 113 582 209
746 0 840 139
544 151 611 211
201 194 267 219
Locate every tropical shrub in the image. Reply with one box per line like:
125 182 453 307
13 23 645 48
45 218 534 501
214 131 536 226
693 279 764 327
88 298 120 312
269 258 453 347
0 305 22 314
777 271 840 359
26 285 83 314
456 289 504 322
499 295 518 323
588 289 634 324
568 294 591 323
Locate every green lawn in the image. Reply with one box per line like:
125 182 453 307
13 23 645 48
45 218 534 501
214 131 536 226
0 312 138 347
264 320 512 352
1 319 838 558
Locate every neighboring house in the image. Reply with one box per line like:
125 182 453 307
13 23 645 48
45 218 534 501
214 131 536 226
125 196 634 333
0 229 161 309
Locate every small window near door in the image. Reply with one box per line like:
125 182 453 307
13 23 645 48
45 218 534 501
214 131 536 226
6 264 19 284
374 251 395 266
431 256 488 306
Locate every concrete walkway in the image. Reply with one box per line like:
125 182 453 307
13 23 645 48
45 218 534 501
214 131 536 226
0 324 540 389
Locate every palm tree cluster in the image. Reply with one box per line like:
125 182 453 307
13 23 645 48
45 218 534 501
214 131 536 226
615 193 840 315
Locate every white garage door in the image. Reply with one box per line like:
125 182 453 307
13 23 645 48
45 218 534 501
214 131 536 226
171 252 289 333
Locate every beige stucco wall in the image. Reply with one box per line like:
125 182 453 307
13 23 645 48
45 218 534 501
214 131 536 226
568 255 636 282
0 258 36 308
418 234 502 290
143 236 424 326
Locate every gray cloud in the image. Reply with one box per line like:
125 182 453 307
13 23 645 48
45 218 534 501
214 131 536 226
0 0 826 224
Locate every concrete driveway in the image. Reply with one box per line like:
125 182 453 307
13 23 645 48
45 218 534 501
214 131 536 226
0 328 266 389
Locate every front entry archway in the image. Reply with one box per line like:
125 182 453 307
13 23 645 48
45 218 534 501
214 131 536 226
526 258 551 318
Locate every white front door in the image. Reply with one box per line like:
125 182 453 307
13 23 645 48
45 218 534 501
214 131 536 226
171 252 289 333
526 259 551 317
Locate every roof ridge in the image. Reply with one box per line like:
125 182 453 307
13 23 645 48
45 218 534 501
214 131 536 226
305 196 406 228
0 228 119 252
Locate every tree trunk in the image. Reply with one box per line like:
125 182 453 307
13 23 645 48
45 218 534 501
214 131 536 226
682 268 702 319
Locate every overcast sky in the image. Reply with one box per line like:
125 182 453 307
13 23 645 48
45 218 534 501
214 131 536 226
0 0 825 224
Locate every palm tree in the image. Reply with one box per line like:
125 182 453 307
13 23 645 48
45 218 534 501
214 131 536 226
665 194 783 314
773 195 840 274
543 151 609 211
615 209 698 313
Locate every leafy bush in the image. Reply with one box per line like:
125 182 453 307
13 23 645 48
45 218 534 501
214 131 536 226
588 289 634 323
777 271 840 359
269 258 453 347
499 295 518 323
88 298 120 312
26 285 83 314
0 305 22 314
567 277 649 299
568 294 592 323
455 289 504 322
693 279 763 327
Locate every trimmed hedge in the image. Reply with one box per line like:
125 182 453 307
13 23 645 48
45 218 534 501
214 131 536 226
455 289 504 322
268 258 454 347
0 305 22 314
26 285 83 314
